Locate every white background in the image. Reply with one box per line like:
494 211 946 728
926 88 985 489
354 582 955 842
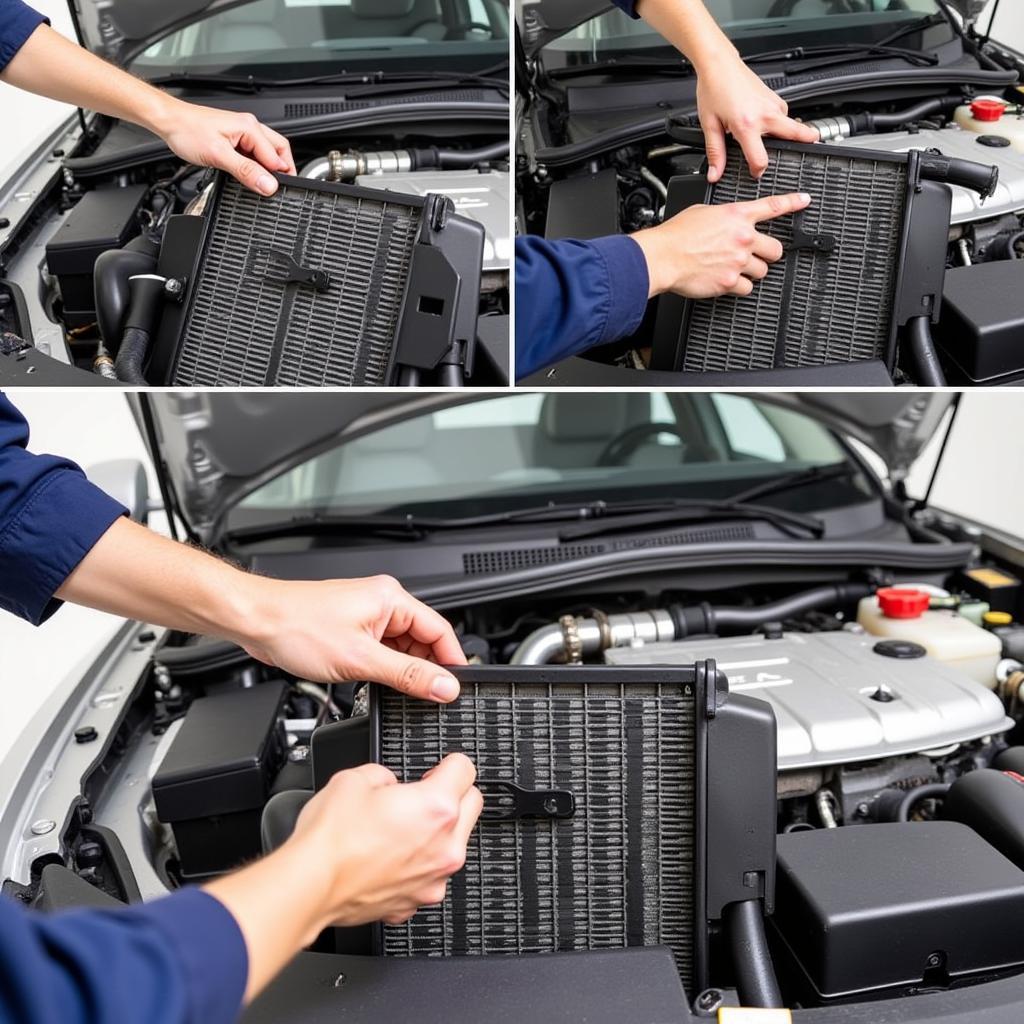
2 390 1024 753
2 2 1023 188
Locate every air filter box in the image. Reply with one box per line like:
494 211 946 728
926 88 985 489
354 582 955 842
651 122 957 376
361 662 776 995
153 681 287 879
149 173 484 386
45 185 147 327
772 822 1024 1002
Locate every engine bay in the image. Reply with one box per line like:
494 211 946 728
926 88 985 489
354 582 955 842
519 77 1024 387
13 534 1024 1019
0 119 510 386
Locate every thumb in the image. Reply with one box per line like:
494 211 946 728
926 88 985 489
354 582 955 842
210 138 279 196
702 114 727 184
361 642 460 703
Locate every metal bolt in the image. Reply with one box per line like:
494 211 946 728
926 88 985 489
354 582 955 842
694 988 724 1015
164 278 183 297
927 952 942 968
288 746 310 763
30 820 56 836
857 802 870 817
543 797 559 815
333 973 346 989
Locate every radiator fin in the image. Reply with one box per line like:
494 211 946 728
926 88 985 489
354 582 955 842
173 178 420 386
683 147 906 371
378 681 697 983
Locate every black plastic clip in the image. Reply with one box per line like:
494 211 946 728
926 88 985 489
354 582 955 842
788 214 835 255
248 246 331 291
479 781 575 821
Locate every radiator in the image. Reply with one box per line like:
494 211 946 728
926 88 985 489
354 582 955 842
150 173 484 386
651 127 958 376
370 663 777 994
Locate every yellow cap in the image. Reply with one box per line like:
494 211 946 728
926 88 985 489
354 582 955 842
983 610 1013 627
719 1012 793 1023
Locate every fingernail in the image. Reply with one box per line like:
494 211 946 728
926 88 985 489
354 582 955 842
430 676 459 702
799 192 812 203
257 173 277 195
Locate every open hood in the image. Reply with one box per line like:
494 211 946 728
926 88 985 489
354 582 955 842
517 0 993 58
68 0 255 65
133 391 955 545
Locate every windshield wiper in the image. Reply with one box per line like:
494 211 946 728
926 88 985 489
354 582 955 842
741 42 939 71
726 462 858 504
145 66 509 97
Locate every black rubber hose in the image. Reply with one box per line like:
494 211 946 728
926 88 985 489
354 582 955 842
906 316 948 387
114 327 150 385
699 582 873 633
897 782 951 822
424 141 509 168
918 152 999 199
725 900 783 1009
93 236 160 348
847 96 961 133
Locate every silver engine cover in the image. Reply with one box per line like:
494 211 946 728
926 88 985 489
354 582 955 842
604 630 1011 770
829 126 1024 226
354 168 511 272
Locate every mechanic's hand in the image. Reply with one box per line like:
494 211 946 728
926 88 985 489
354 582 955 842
696 54 819 182
152 98 296 196
287 753 483 928
236 574 466 702
631 191 811 299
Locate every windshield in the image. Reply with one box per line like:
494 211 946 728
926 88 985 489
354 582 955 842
540 0 945 68
131 0 509 76
229 392 857 528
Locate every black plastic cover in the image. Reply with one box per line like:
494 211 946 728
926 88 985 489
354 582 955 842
45 185 147 326
773 821 1024 1000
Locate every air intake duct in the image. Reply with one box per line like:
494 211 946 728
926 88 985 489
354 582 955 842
145 172 485 386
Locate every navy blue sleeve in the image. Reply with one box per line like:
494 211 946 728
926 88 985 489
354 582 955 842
514 234 649 379
0 0 48 72
0 394 126 624
611 0 641 17
0 888 248 1024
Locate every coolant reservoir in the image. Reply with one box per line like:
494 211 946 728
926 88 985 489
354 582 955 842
953 98 1024 153
857 588 1001 688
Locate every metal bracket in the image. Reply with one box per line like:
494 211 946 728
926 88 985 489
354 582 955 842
479 781 576 821
788 213 835 255
247 246 331 292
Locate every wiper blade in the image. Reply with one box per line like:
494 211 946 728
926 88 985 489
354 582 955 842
546 56 694 81
726 462 857 505
742 42 939 71
558 500 824 542
145 67 509 96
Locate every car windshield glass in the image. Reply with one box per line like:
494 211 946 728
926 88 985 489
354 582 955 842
130 0 509 76
539 0 945 70
228 393 859 529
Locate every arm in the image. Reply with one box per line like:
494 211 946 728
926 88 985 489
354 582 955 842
1 754 482 1022
0 10 295 194
617 0 819 180
514 191 809 378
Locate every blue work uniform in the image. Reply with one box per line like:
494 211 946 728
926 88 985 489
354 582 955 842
0 0 47 71
0 394 249 1024
516 0 662 379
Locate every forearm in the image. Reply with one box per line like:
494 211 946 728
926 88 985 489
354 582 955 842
1 23 181 136
203 841 334 1004
634 0 739 71
55 516 262 646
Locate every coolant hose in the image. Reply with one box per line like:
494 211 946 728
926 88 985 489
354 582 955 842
699 582 873 633
906 316 947 388
808 98 960 141
429 141 509 167
724 900 783 1009
93 234 160 347
896 783 951 823
114 274 166 385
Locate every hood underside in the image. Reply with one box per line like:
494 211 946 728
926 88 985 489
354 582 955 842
517 0 992 57
133 392 954 543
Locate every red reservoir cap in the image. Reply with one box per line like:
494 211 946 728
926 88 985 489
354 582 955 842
971 99 1008 123
877 587 931 619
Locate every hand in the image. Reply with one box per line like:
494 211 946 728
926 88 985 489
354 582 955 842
288 753 483 928
631 191 811 299
236 574 467 702
203 753 483 1001
695 52 819 181
151 97 296 196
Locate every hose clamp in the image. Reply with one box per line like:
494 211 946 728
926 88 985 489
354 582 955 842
559 614 583 664
590 608 612 651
